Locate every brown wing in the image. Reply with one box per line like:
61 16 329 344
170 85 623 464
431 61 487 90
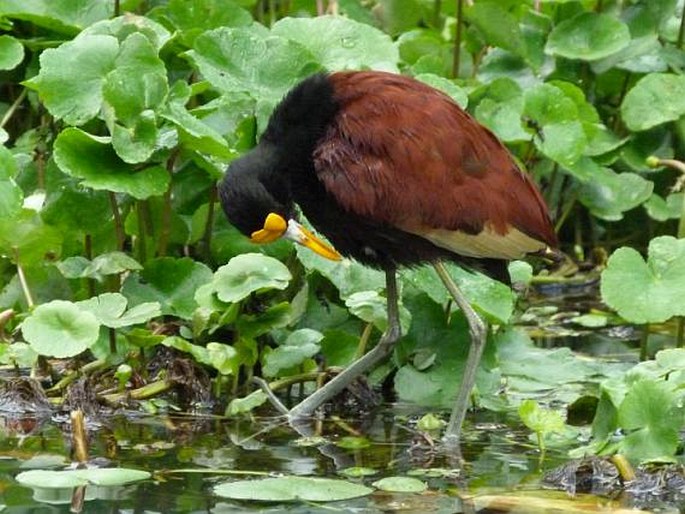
312 71 557 260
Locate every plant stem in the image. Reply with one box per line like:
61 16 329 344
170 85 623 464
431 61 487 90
610 454 636 481
158 151 178 257
109 327 117 354
46 359 108 394
109 192 125 251
355 323 374 360
114 0 120 17
84 234 96 297
0 88 27 130
452 0 464 78
201 184 217 262
678 0 685 49
136 201 147 263
677 317 684 348
433 0 442 27
101 379 174 404
640 324 649 361
316 0 324 15
70 409 89 463
14 250 35 309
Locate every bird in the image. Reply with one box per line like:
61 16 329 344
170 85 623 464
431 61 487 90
218 70 558 442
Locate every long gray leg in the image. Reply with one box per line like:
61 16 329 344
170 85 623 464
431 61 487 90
288 266 401 420
433 261 488 443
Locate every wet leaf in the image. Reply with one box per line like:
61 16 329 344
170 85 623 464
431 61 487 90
466 2 524 60
272 15 398 71
213 476 373 502
21 300 100 358
213 253 291 303
15 468 150 488
187 26 320 100
372 476 427 493
161 0 251 46
0 34 23 70
621 73 685 131
601 236 685 323
546 13 630 61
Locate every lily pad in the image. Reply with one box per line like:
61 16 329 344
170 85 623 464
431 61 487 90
21 300 100 358
213 476 373 502
213 253 291 303
601 236 685 323
15 468 151 488
372 476 427 493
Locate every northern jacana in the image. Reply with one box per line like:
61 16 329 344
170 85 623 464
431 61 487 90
218 71 558 442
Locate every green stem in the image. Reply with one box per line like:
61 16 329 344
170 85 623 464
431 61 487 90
136 201 147 263
114 0 120 17
158 152 178 257
0 88 27 130
678 0 685 49
101 379 174 404
355 323 374 360
14 250 34 309
109 192 125 251
84 234 95 298
109 327 117 354
46 359 108 394
433 0 442 27
452 0 464 78
201 185 217 261
677 317 684 348
640 324 649 361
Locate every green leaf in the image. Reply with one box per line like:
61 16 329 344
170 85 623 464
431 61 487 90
81 14 172 50
518 399 566 434
213 476 373 502
466 2 525 60
213 253 291 303
25 35 118 125
262 328 323 377
187 26 321 100
226 389 268 416
122 257 213 320
0 35 23 70
53 128 170 199
414 73 468 108
546 12 630 61
271 15 399 71
0 210 62 266
77 293 160 328
102 33 167 126
0 148 22 218
577 168 653 221
345 290 411 333
162 0 252 46
621 73 685 131
617 380 682 460
644 193 684 222
601 236 685 324
206 342 239 375
0 0 112 34
160 101 233 158
21 300 100 358
372 476 427 493
15 468 150 488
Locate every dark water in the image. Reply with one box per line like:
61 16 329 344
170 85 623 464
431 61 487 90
0 399 641 514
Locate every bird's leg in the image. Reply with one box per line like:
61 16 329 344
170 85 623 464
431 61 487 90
288 267 401 421
433 261 488 444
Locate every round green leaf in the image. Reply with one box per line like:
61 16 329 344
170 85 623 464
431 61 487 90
21 301 100 358
24 35 118 125
0 35 24 70
213 253 291 303
214 476 373 502
546 13 630 61
0 0 111 34
81 14 172 50
621 73 685 131
372 476 427 493
187 26 321 100
414 73 468 108
53 128 169 199
601 236 685 323
272 15 399 72
262 328 323 377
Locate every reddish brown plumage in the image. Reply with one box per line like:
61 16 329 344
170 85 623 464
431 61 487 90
313 71 557 251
